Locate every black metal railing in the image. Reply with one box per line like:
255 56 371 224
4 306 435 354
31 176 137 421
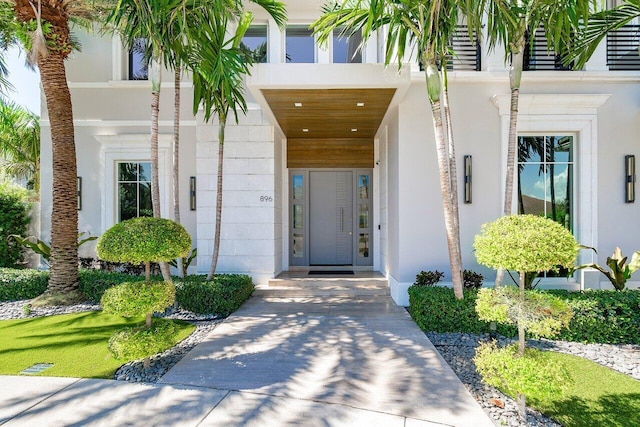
419 26 481 72
524 28 573 71
607 25 640 70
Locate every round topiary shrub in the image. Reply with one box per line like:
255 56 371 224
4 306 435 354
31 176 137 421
474 214 579 274
97 217 191 265
474 342 572 401
101 281 176 318
107 320 178 360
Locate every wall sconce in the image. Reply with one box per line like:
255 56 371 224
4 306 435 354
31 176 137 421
190 176 196 210
464 155 472 204
625 155 635 203
77 177 82 210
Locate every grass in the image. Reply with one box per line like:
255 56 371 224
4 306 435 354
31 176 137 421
0 311 194 379
501 351 640 427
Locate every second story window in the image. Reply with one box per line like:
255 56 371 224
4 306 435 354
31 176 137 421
129 38 148 80
333 28 362 63
241 25 268 63
523 28 573 71
286 25 314 63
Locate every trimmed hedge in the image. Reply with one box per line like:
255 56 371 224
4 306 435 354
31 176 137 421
101 281 175 318
408 286 640 344
108 319 179 360
0 182 31 268
175 274 254 316
79 270 148 303
409 285 517 337
0 268 48 301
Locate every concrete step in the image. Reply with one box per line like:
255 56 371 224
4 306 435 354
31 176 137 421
259 275 390 297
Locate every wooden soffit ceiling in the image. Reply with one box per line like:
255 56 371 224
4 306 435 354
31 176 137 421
261 88 396 139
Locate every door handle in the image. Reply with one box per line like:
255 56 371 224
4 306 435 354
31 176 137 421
340 207 344 232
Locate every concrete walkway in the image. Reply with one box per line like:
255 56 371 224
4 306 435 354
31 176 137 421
0 286 494 426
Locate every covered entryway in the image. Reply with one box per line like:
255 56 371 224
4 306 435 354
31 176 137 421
260 88 394 269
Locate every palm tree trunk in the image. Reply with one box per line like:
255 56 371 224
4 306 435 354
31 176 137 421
207 117 226 280
423 60 463 300
173 67 181 224
441 70 463 296
496 40 525 289
149 60 172 283
39 51 78 295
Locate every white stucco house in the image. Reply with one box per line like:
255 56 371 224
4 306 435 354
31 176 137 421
38 1 640 305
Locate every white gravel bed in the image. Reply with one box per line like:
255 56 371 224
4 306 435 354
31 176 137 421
428 332 640 427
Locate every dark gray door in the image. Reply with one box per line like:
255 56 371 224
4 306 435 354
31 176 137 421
309 171 353 265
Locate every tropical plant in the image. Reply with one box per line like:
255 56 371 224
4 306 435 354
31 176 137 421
0 100 39 191
414 270 444 287
0 179 31 268
565 0 640 69
11 231 97 265
575 247 640 291
478 0 596 288
188 2 286 279
169 247 197 278
312 0 483 299
463 270 484 290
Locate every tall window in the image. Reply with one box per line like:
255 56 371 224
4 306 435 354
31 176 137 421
518 135 574 278
333 28 362 63
118 162 152 221
129 38 148 80
241 25 268 63
286 25 314 63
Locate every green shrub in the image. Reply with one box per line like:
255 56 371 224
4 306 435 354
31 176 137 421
476 287 573 339
545 289 640 344
175 274 254 316
463 270 484 290
107 319 179 360
408 285 517 336
78 269 147 303
0 182 31 268
97 217 191 264
474 342 572 401
408 286 640 344
101 281 175 318
0 268 48 301
414 270 444 287
474 215 579 273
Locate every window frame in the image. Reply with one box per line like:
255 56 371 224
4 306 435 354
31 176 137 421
284 25 316 63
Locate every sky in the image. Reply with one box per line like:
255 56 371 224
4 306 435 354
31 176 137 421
2 47 41 114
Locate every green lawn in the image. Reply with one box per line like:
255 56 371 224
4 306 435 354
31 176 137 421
0 311 194 378
515 351 640 427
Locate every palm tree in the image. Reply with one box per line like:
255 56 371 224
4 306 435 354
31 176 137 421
565 0 640 69
312 0 482 299
188 2 286 279
1 0 101 300
479 0 593 286
0 99 40 192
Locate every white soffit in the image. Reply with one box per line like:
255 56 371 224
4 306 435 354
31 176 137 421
491 94 611 116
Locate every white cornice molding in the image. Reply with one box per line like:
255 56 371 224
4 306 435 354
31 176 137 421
411 70 640 84
67 81 194 89
490 94 611 116
94 134 172 148
40 120 197 127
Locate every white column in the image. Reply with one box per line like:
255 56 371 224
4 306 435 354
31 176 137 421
268 19 283 63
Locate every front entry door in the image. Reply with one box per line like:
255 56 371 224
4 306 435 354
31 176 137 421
309 171 353 265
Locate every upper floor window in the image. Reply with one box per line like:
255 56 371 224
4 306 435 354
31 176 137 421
333 28 362 63
118 161 152 221
241 25 268 63
286 25 314 63
523 28 573 71
129 38 148 80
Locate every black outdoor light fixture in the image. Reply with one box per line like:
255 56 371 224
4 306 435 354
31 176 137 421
625 155 635 203
464 155 472 203
190 176 196 210
77 177 82 210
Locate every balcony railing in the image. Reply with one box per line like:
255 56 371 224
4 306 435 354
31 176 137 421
607 25 640 70
446 27 481 71
524 29 573 71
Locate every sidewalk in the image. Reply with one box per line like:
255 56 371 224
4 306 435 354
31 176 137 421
0 290 494 426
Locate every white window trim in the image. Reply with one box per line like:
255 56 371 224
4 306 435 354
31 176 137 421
491 94 610 267
95 134 172 232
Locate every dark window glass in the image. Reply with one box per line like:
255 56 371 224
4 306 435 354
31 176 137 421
129 38 148 80
118 162 153 221
242 26 268 63
333 29 362 63
286 26 314 63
